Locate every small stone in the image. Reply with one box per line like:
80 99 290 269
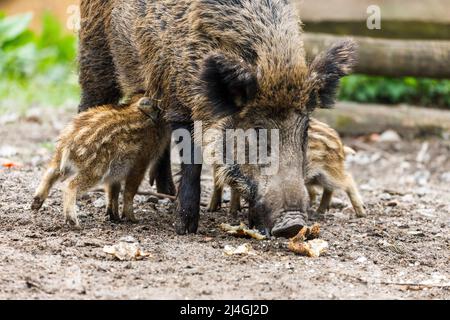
330 197 345 209
0 113 19 125
415 187 429 197
418 209 436 219
93 198 106 208
401 194 414 203
414 171 430 186
159 198 171 206
135 195 147 204
356 256 367 264
387 201 398 207
201 290 212 296
147 196 159 204
380 193 392 201
0 145 18 157
416 142 430 163
408 230 425 237
440 172 450 183
119 236 138 243
379 130 401 142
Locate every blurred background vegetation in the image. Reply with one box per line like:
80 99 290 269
0 12 79 114
0 11 449 115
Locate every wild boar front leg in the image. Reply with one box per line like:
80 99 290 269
207 171 223 212
173 123 202 235
105 182 121 222
175 162 202 234
152 147 177 196
229 188 241 217
306 185 317 208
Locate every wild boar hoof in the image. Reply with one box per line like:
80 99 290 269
174 215 199 235
271 211 308 238
31 197 44 211
65 217 81 230
355 208 366 218
107 208 121 223
124 215 139 224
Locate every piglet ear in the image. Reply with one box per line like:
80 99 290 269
200 53 258 119
305 40 357 111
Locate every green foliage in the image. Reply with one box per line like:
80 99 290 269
0 12 79 114
340 75 450 108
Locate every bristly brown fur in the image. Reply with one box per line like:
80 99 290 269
78 0 358 236
305 40 358 111
209 118 366 218
32 97 171 227
78 0 357 123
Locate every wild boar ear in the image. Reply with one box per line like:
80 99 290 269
200 53 258 118
305 40 357 111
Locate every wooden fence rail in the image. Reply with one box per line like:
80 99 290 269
304 33 450 78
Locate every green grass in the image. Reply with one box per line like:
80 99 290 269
0 12 79 114
340 75 450 108
39 141 56 152
0 12 449 115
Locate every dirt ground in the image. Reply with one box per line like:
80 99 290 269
0 106 449 300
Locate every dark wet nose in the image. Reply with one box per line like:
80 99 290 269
271 211 308 238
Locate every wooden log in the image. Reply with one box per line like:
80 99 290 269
303 21 450 41
314 102 450 138
304 33 450 78
295 0 450 24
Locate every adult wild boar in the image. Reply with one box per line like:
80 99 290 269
78 0 357 237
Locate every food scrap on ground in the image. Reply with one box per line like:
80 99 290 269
288 238 329 258
295 224 321 241
103 237 150 261
219 223 267 240
223 243 257 256
288 224 328 258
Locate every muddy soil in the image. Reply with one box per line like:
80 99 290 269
0 107 449 300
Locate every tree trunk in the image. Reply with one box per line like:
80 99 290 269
304 33 450 78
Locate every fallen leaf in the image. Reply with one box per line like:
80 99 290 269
288 239 329 258
288 225 327 258
291 224 321 242
103 241 150 261
220 223 267 240
2 162 20 169
368 133 380 142
223 243 257 256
